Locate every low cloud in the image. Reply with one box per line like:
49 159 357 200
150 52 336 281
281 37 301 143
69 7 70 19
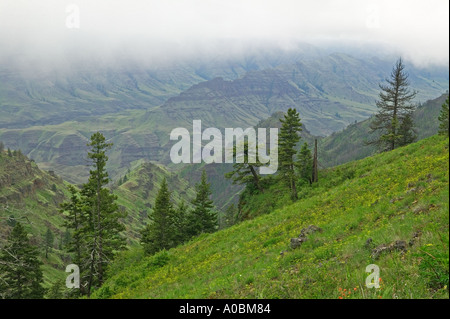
0 0 448 68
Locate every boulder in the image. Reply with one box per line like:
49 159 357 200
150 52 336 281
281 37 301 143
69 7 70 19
290 225 322 250
299 225 323 237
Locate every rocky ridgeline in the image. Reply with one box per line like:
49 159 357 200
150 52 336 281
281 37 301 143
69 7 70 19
0 150 64 205
0 130 161 185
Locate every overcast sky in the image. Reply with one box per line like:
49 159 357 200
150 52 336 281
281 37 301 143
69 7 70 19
0 0 448 68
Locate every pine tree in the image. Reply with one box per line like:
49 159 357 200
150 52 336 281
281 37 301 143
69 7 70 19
47 280 64 299
141 178 176 255
82 132 126 295
225 141 264 193
60 185 87 297
438 96 449 136
0 141 4 152
60 132 126 296
397 113 417 147
0 222 45 299
368 58 417 151
60 185 86 282
173 200 190 245
44 228 54 259
296 142 313 185
63 229 71 247
58 233 63 250
279 108 303 200
189 170 217 237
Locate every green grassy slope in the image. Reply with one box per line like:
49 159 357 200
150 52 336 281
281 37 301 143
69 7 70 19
1 57 447 188
0 148 198 290
112 161 197 244
248 93 449 171
0 149 71 288
414 93 450 139
0 149 68 239
318 93 449 168
93 135 449 299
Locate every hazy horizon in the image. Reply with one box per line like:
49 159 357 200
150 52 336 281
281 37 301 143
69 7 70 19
0 0 448 70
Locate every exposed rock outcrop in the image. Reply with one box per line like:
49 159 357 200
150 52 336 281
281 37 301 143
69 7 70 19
290 225 323 249
371 240 408 259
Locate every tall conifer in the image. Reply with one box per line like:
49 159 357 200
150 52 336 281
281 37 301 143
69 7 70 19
368 58 417 151
279 108 303 200
140 178 176 255
189 170 217 236
438 96 449 136
0 223 45 299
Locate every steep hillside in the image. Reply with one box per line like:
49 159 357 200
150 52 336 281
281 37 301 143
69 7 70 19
318 93 449 167
93 135 449 299
0 148 71 287
154 54 448 136
112 161 197 244
0 44 321 129
0 112 163 184
250 92 449 170
414 93 450 140
0 148 67 239
0 146 200 290
174 112 319 211
0 54 447 185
